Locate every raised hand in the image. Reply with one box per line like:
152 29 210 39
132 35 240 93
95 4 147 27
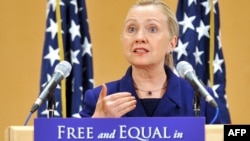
92 84 137 118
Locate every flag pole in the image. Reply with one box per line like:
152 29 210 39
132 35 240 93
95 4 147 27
56 0 67 118
209 0 215 86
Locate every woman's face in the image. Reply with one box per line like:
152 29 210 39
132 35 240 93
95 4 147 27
122 5 176 67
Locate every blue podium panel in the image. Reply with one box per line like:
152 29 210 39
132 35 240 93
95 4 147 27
34 117 205 141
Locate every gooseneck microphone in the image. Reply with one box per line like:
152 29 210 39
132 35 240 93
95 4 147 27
30 61 72 114
176 61 218 108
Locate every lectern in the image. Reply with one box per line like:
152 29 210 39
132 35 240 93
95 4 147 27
4 118 224 141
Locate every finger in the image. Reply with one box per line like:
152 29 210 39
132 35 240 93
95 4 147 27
98 83 107 101
112 96 136 107
92 84 108 118
108 92 132 101
115 97 136 111
122 102 137 114
116 99 137 116
110 96 136 113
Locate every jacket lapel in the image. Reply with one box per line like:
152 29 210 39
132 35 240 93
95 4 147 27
118 66 182 117
119 67 147 117
153 71 182 116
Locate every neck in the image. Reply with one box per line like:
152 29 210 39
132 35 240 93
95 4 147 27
132 66 167 85
132 66 167 98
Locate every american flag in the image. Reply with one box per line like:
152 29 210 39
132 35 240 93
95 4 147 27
38 0 94 118
174 0 231 123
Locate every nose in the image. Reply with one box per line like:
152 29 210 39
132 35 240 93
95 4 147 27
135 29 147 44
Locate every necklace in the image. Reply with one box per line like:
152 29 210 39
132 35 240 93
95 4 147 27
133 76 168 95
134 86 167 95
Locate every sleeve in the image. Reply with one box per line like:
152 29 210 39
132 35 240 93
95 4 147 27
79 89 99 117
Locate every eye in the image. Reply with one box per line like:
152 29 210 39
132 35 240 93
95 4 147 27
128 26 136 33
148 26 157 33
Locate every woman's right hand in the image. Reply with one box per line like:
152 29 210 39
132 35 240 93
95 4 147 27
92 84 137 118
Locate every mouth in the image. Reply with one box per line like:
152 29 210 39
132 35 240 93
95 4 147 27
133 48 149 54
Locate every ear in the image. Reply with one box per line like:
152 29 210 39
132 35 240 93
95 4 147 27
169 36 178 52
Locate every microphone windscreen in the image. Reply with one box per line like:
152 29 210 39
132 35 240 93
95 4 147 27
176 61 194 78
55 61 72 78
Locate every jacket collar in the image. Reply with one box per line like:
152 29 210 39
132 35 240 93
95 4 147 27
119 66 182 116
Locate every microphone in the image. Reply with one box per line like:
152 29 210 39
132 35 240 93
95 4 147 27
176 61 218 108
30 61 72 113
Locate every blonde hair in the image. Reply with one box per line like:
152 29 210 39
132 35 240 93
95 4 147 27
131 0 179 68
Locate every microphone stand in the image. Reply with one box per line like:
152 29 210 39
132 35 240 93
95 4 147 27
193 91 201 117
47 92 55 118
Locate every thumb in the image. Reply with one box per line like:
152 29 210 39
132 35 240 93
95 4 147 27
98 83 107 100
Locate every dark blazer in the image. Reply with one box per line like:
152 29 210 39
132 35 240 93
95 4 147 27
79 66 221 124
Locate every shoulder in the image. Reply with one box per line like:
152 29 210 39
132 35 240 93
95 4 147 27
166 66 194 91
